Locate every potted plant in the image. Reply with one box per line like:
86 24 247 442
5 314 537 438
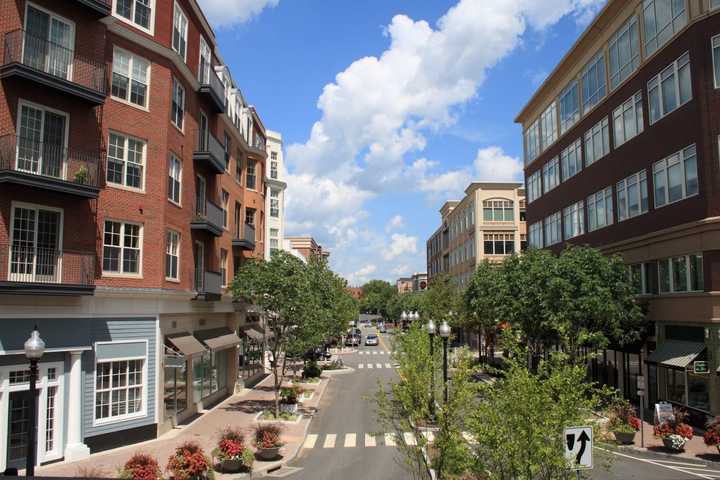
119 452 162 480
606 399 641 445
703 417 720 454
654 410 694 452
280 386 302 414
74 166 90 185
254 423 284 461
212 428 254 473
302 360 322 380
166 441 214 479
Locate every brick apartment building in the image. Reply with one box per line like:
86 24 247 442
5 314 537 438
285 236 330 263
517 0 720 420
396 273 428 294
0 0 273 469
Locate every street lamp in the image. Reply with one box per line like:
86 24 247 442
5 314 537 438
401 310 408 328
439 320 451 404
24 327 45 477
426 317 436 419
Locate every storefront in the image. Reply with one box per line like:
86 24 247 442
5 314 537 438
238 325 264 384
163 332 208 425
192 327 240 406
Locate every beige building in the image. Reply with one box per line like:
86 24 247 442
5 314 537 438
427 182 526 286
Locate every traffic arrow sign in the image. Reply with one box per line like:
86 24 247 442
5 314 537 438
564 426 593 470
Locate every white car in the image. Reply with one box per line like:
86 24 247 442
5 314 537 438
365 334 379 346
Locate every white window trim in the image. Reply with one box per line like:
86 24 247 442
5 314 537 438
110 46 151 112
16 99 71 181
587 186 614 232
712 34 720 89
198 35 211 84
92 339 148 427
106 130 147 193
648 52 691 125
24 2 76 82
608 15 640 92
613 91 644 148
581 51 607 115
616 169 648 222
102 219 144 278
165 229 180 282
171 76 185 133
168 153 182 207
111 0 156 35
652 144 699 209
172 1 188 62
559 80 580 134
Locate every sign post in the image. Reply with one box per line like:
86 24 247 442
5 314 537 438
564 426 593 476
637 376 645 448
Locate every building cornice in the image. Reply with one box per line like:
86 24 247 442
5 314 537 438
601 216 720 255
266 177 287 189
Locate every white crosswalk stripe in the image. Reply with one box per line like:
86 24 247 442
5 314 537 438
385 363 392 368
376 363 382 368
358 364 364 369
344 433 356 448
367 363 374 369
303 434 318 449
384 433 396 447
356 363 400 369
323 434 336 448
303 432 420 449
372 351 378 355
403 432 416 446
365 433 376 447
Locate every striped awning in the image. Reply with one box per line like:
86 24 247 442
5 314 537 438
646 341 705 369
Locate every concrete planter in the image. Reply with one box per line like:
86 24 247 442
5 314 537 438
613 431 635 445
256 446 282 461
280 402 298 414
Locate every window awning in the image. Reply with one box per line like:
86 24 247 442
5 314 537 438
646 341 706 369
241 325 264 342
167 332 207 357
195 327 242 351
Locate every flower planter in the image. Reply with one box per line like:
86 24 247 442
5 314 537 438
662 435 687 451
220 458 243 473
256 446 282 461
613 431 636 445
280 402 298 414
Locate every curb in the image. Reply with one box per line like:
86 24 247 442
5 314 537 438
617 444 720 464
321 367 355 376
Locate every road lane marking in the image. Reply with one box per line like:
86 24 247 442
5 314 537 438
323 434 336 449
344 433 356 448
365 434 376 447
598 447 714 480
385 363 391 368
384 433 396 446
303 434 318 449
376 363 382 368
358 364 364 369
373 351 378 355
367 364 374 369
403 432 416 446
421 430 434 442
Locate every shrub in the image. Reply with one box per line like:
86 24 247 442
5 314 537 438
606 398 641 433
119 452 162 480
321 359 345 371
302 361 322 379
166 441 213 480
704 417 720 446
212 428 247 462
280 385 303 404
654 410 694 441
254 424 283 449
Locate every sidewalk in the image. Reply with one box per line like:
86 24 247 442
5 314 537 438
35 373 330 478
620 418 720 463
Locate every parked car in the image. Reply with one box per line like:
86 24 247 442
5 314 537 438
378 323 386 333
365 334 379 346
345 335 360 347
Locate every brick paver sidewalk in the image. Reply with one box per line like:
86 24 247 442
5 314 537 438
621 418 720 462
36 374 329 478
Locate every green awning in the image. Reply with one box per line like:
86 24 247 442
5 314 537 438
646 341 705 369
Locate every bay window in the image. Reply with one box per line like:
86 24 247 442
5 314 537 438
643 0 687 56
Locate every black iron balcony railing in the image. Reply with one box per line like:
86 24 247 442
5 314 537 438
194 130 225 174
0 245 96 295
0 135 101 197
74 0 112 16
198 67 225 113
1 29 107 103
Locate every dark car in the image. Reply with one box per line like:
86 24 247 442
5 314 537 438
345 335 361 347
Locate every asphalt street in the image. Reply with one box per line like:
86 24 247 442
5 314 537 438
590 448 720 479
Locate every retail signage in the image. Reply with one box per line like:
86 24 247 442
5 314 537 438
655 402 674 424
693 361 709 374
564 426 593 470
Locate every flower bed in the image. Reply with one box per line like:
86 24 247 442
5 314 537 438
254 424 284 461
119 452 162 480
258 410 301 423
654 409 694 452
211 428 254 473
166 441 214 480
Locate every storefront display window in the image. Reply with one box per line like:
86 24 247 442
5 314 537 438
164 356 187 420
193 351 227 402
666 367 686 404
239 335 263 380
688 373 710 412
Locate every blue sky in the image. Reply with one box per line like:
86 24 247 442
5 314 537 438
200 0 606 285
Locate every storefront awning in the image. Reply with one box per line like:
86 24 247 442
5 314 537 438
167 332 207 357
646 341 705 368
241 325 265 342
195 327 242 351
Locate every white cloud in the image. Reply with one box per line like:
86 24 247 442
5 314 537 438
383 234 418 261
346 264 377 286
385 215 405 232
198 0 279 27
473 146 523 182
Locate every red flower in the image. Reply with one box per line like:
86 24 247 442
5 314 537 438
219 438 244 458
123 453 161 480
628 416 641 431
676 423 694 440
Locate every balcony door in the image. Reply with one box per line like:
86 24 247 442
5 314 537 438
195 175 207 217
194 241 205 292
9 205 62 283
16 102 67 179
198 112 209 151
23 5 74 80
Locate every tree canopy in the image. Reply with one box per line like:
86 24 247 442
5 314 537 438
359 279 396 317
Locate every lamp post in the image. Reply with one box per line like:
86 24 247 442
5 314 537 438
401 310 408 329
439 320 451 404
426 317 436 419
24 327 45 477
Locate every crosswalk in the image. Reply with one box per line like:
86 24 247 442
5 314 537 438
358 350 389 355
357 363 396 369
303 432 415 449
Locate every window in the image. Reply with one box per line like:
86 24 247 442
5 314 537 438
220 249 228 287
582 53 607 113
16 102 68 179
648 52 692 124
192 351 227 401
713 0 720 9
563 201 585 240
653 144 698 208
587 186 613 232
583 117 610 166
542 157 560 194
245 207 255 227
165 230 179 280
524 120 540 164
713 35 720 89
658 254 704 293
271 160 278 179
107 132 145 190
608 16 640 90
629 263 656 295
221 190 229 229
24 6 74 81
560 139 582 181
95 358 144 420
559 81 580 134
643 0 687 56
617 170 648 222
246 159 256 189
168 154 181 204
114 0 153 31
540 103 557 151
223 133 230 171
198 36 211 84
543 212 561 246
171 2 187 60
483 199 513 222
484 233 515 255
111 49 150 108
527 171 541 203
171 77 185 130
103 220 142 275
270 189 279 218
9 205 61 283
234 202 241 238
613 92 644 147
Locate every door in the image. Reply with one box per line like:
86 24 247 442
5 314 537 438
24 6 73 80
194 242 205 291
9 206 61 283
17 103 67 179
198 112 208 151
6 390 31 469
195 176 206 217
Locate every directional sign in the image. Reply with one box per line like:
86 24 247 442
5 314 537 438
694 361 709 374
564 426 593 470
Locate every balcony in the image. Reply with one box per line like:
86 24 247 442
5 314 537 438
0 135 101 198
191 200 224 237
198 68 225 114
195 270 222 301
232 224 256 251
0 246 96 295
194 132 226 174
73 0 112 16
247 134 267 158
1 30 107 105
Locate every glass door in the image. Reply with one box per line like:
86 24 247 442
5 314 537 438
6 390 31 469
24 6 73 80
194 242 205 292
9 207 61 283
195 176 206 217
17 104 67 179
198 113 208 151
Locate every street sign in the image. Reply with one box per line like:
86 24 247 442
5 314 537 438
693 361 709 374
564 426 593 471
637 376 645 390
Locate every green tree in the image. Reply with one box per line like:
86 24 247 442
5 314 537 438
421 273 462 326
360 279 396 317
387 291 425 326
462 260 504 361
